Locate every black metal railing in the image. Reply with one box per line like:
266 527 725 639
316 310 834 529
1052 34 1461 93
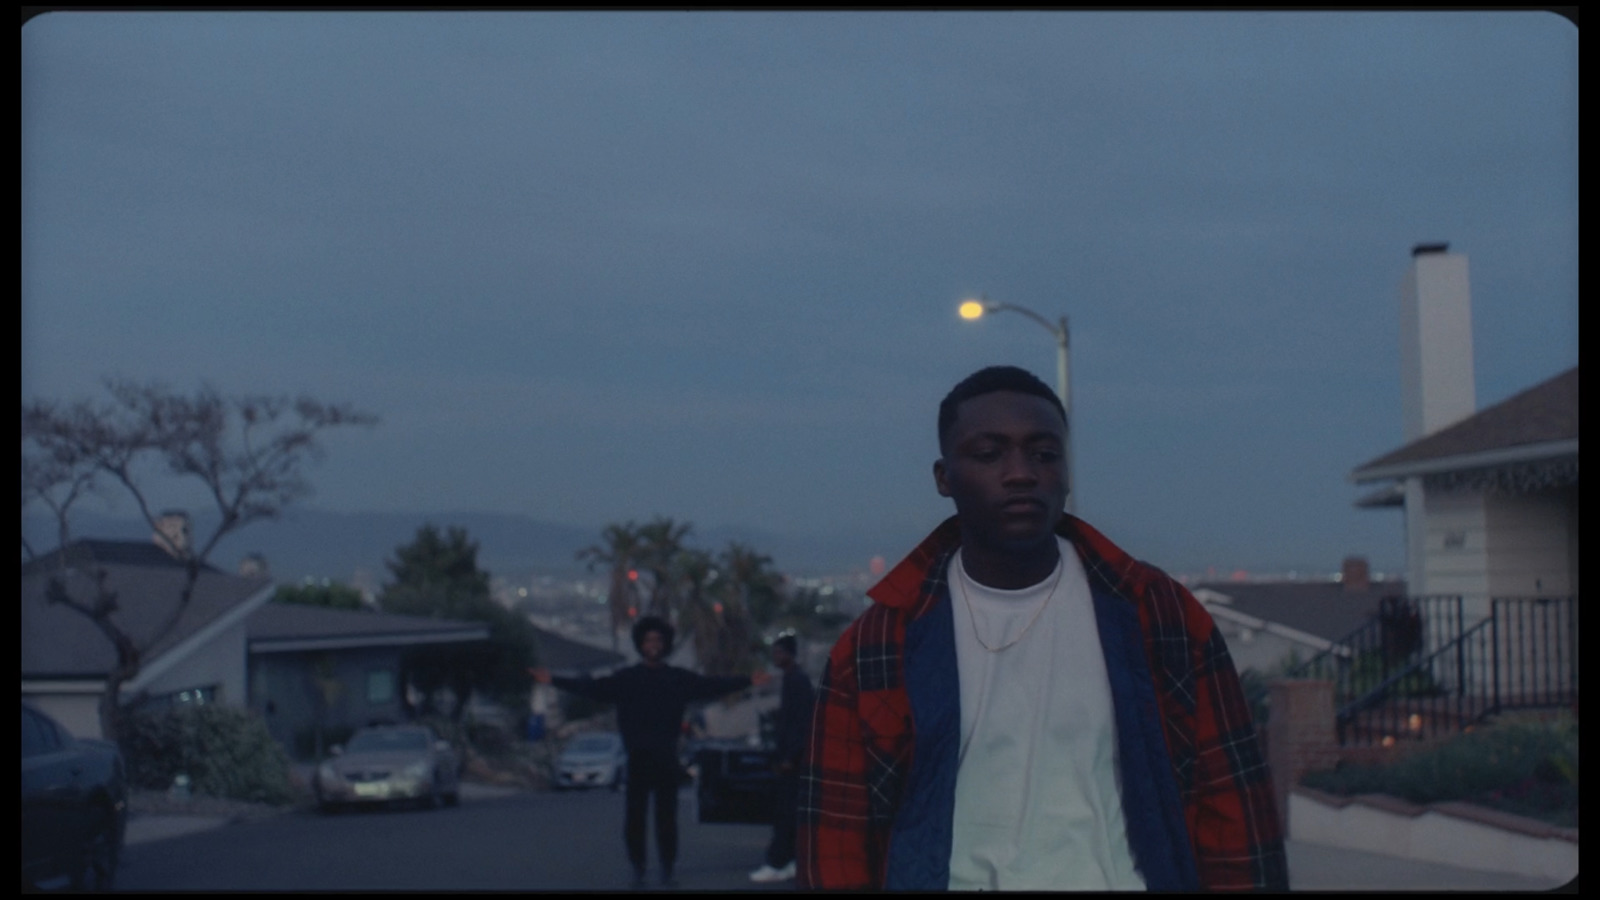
1490 596 1579 711
1336 616 1495 745
1287 594 1578 746
1284 595 1465 714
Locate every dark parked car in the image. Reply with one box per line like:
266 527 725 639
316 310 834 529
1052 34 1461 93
21 701 128 891
692 737 777 825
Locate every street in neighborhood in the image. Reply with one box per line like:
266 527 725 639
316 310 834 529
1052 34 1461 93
115 780 1572 893
117 782 786 892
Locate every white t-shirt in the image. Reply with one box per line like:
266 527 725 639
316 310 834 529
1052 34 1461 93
947 538 1147 891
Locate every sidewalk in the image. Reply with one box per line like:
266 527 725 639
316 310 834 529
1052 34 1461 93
1286 839 1574 891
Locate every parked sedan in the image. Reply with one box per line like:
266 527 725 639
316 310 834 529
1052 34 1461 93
21 701 128 890
553 731 627 791
313 725 460 812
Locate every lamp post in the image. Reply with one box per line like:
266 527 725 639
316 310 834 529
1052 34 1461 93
958 295 1075 515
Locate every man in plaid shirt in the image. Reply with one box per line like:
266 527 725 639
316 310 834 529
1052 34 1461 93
797 366 1287 891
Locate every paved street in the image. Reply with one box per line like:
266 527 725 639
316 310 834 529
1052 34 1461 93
118 783 789 892
118 782 1575 892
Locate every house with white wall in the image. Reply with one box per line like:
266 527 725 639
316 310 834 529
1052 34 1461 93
1350 244 1578 625
1344 245 1576 709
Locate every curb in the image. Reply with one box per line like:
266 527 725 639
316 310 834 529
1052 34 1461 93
1288 786 1578 884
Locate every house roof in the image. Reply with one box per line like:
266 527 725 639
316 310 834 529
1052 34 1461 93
530 625 627 673
22 542 272 682
21 538 222 575
247 602 491 653
1192 578 1407 645
1351 366 1578 483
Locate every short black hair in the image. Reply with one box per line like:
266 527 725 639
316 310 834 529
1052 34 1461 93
631 615 675 655
938 366 1066 453
771 634 797 655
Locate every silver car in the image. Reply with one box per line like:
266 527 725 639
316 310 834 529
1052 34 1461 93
554 731 627 791
313 725 461 812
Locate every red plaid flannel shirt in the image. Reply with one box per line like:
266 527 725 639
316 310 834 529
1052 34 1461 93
797 515 1286 890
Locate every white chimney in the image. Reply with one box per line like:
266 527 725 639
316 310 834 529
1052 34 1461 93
1399 243 1475 441
239 553 268 577
1395 243 1480 605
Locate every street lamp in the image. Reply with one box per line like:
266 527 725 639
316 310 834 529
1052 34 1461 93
958 295 1075 515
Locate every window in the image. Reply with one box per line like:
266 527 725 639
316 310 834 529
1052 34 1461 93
367 670 395 704
136 685 220 713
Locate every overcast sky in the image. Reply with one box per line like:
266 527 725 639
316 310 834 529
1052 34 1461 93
21 10 1578 577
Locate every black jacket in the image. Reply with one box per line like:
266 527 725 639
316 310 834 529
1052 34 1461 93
552 665 750 759
774 664 815 766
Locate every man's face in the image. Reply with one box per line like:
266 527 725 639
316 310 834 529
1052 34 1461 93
771 643 794 669
934 390 1068 553
639 630 667 662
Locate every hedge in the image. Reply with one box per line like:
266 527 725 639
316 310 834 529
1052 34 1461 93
119 704 295 806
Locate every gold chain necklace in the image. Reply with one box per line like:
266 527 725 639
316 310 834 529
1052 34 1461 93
955 552 1064 653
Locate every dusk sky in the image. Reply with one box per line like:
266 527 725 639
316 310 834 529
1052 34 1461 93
21 11 1578 578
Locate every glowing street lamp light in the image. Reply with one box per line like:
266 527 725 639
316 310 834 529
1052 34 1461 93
958 294 1075 515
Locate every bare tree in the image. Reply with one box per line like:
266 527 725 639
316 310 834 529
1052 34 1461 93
20 379 376 742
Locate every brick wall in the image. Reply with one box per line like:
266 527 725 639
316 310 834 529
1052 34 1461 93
1267 680 1452 828
1266 680 1340 828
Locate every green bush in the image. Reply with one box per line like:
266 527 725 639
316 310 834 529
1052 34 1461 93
1301 715 1578 828
119 705 295 805
1344 649 1442 700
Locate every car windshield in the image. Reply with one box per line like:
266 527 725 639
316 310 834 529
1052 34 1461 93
346 730 429 753
570 735 618 753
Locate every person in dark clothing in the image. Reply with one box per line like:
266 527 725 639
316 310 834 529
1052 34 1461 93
750 633 815 883
532 616 769 888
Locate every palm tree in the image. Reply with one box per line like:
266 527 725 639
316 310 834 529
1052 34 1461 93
674 548 723 672
576 521 643 653
721 542 785 631
636 516 693 620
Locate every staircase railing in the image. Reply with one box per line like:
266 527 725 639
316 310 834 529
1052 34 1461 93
1285 594 1578 746
1335 616 1495 745
1283 595 1464 714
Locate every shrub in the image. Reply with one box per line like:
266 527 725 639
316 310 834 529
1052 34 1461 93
1344 648 1442 700
1301 715 1577 828
119 705 295 805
